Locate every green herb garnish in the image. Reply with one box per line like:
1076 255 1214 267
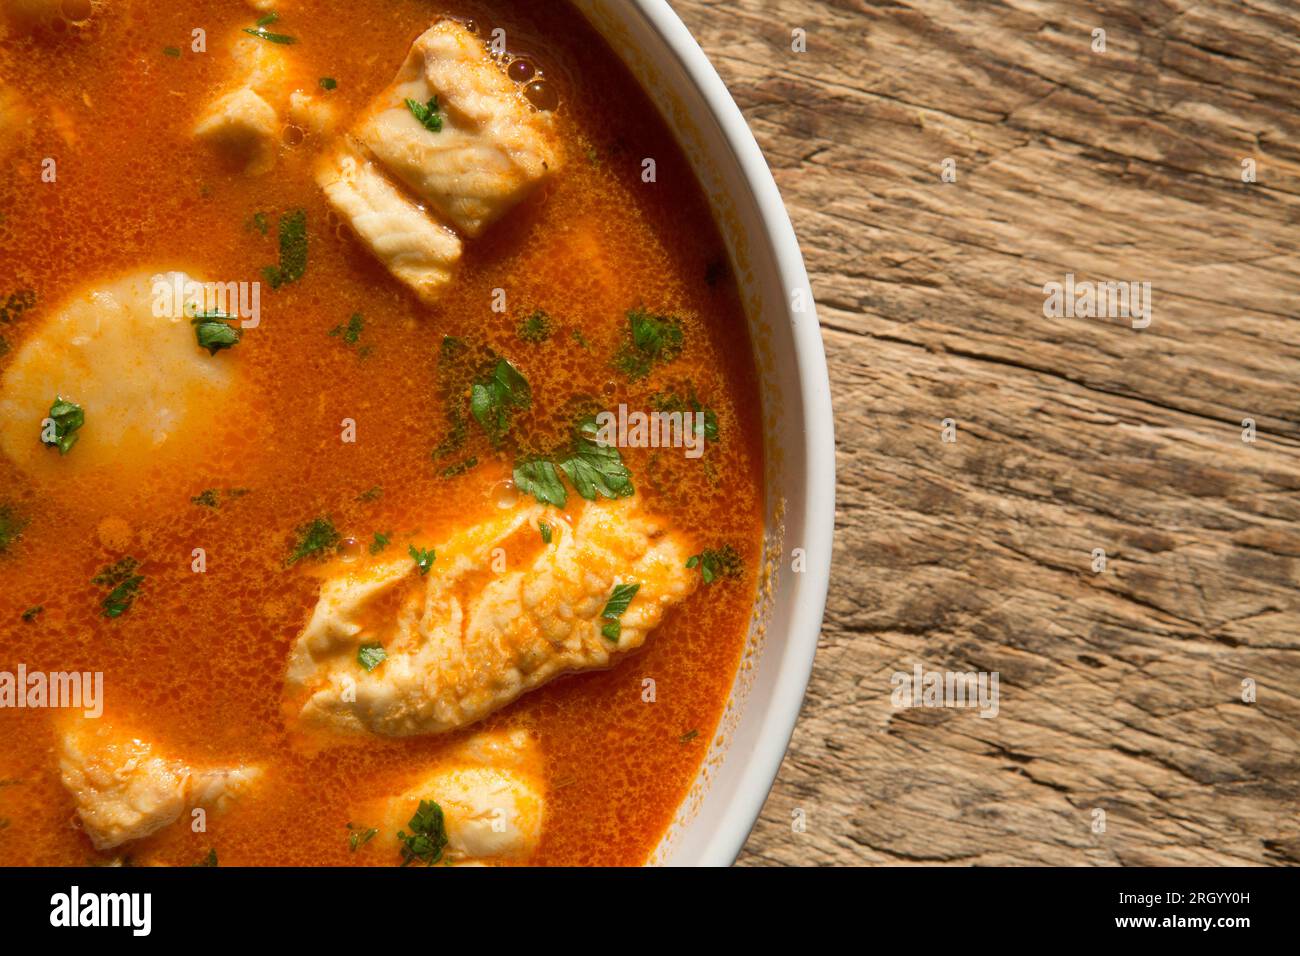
652 384 719 441
369 531 391 555
319 77 338 91
409 546 435 576
191 489 220 508
514 418 634 509
470 357 531 447
21 605 43 623
194 848 218 867
243 23 296 45
41 397 84 455
287 516 340 565
347 822 378 851
397 800 449 866
0 504 28 554
329 312 364 345
599 582 640 643
358 643 387 672
404 96 443 133
0 289 35 323
261 208 308 288
92 557 144 618
539 521 552 544
163 46 181 58
356 486 383 503
613 308 683 380
190 311 242 355
517 309 552 344
686 544 743 584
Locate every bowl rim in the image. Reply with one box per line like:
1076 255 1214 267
626 0 836 865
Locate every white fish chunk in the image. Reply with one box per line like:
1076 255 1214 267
0 270 240 480
285 497 696 737
370 729 544 864
59 722 260 851
193 32 296 173
316 146 463 304
355 19 561 238
194 87 280 175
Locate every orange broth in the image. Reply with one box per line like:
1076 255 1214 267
0 0 764 866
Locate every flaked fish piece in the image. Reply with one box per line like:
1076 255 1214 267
315 145 463 304
285 497 696 738
59 721 260 851
365 729 545 865
354 19 561 239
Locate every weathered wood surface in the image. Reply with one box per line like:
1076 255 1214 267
673 0 1300 866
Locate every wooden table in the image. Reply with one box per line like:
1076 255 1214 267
673 0 1300 866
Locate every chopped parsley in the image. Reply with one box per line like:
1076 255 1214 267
261 208 308 288
347 823 378 851
599 582 640 643
329 312 364 346
539 521 552 544
191 489 220 508
163 46 181 58
243 16 296 44
514 418 634 509
369 531 391 555
194 848 219 867
404 96 443 133
440 456 478 479
0 503 28 554
686 545 743 584
92 557 144 618
248 211 269 235
470 357 531 447
358 643 387 672
41 397 84 455
190 310 242 355
356 486 383 503
409 546 435 576
286 517 341 565
679 729 700 744
319 77 338 91
652 385 719 441
397 799 449 866
613 308 684 380
0 288 36 323
517 309 552 343
191 488 248 509
21 605 43 623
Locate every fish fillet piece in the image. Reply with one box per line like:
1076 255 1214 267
0 269 240 480
285 497 697 737
194 87 280 175
354 19 561 238
194 31 316 173
366 729 544 864
59 722 261 851
316 145 463 304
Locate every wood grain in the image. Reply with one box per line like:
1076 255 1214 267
671 0 1300 866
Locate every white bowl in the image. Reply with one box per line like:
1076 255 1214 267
570 0 836 865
